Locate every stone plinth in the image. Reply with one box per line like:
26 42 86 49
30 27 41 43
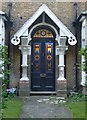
19 80 30 96
57 80 67 97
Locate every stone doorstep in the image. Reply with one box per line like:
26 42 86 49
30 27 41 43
30 91 56 95
18 90 67 97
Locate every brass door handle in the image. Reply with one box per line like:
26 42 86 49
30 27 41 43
40 74 46 78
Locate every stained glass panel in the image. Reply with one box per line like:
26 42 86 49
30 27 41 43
46 43 53 72
33 43 41 71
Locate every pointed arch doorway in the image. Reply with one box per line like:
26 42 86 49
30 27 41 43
31 26 56 91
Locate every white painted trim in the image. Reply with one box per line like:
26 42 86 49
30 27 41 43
30 91 56 94
79 11 87 22
0 11 5 15
81 18 87 86
22 29 28 36
85 18 87 45
0 12 7 21
80 16 85 22
0 18 5 45
11 4 76 46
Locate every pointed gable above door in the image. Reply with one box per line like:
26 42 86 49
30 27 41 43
11 4 77 46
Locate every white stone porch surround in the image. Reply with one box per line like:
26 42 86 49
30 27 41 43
10 4 77 96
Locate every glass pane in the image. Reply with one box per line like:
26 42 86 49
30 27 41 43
33 43 41 71
46 43 53 72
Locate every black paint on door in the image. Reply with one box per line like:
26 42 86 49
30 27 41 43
31 38 55 91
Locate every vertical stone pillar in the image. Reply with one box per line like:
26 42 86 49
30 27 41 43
58 48 66 81
81 19 86 86
20 54 29 81
19 37 31 96
56 45 68 97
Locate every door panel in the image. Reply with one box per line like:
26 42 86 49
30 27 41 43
31 38 55 91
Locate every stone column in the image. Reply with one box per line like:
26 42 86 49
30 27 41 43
56 45 68 97
19 37 31 96
20 53 29 81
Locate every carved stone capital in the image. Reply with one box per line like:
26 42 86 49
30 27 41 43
19 45 31 55
56 45 68 55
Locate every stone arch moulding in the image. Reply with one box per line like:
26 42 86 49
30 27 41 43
28 23 59 44
11 4 77 46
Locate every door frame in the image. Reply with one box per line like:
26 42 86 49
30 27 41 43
30 25 57 92
31 38 55 91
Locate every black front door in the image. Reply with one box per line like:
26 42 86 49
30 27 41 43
31 38 55 91
31 29 55 91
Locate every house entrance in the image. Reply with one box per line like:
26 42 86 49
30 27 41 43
31 28 55 91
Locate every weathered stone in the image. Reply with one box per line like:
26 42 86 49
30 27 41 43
57 80 67 97
19 80 30 96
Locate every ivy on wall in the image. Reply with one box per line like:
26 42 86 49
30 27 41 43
0 45 10 107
